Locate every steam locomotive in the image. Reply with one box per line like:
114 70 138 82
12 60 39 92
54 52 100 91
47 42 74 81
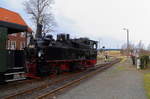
26 33 98 78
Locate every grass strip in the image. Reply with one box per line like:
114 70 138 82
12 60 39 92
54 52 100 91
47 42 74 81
144 73 150 99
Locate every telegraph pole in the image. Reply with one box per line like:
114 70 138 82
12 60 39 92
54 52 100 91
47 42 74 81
123 28 129 56
127 29 129 50
98 38 101 49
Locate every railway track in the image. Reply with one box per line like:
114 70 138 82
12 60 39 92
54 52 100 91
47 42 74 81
3 58 121 99
37 59 121 99
0 73 76 98
3 72 81 99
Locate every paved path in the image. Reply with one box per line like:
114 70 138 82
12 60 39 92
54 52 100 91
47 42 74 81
57 58 147 99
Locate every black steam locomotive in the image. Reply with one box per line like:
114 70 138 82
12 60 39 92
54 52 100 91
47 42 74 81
25 33 98 78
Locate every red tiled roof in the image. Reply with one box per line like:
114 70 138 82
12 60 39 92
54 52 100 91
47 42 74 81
0 7 32 32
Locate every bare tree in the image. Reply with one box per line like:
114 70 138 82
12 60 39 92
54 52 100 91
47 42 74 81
147 44 150 51
24 0 56 38
136 40 144 50
121 43 135 55
135 40 147 55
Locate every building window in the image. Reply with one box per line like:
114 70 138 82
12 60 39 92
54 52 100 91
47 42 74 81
21 32 25 37
11 41 16 50
20 42 25 50
7 40 11 49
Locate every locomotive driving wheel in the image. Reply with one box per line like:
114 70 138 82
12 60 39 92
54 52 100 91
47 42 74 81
50 66 62 75
37 62 50 76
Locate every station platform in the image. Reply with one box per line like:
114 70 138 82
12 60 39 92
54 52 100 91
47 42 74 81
57 58 147 99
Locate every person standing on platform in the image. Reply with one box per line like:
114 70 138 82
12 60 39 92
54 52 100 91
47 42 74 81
137 57 141 70
131 50 136 65
131 55 136 65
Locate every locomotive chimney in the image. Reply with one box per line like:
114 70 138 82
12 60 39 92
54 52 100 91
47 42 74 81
57 34 60 41
35 23 43 38
66 34 70 40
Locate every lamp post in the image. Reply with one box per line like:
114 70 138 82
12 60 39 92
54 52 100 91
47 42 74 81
123 28 129 56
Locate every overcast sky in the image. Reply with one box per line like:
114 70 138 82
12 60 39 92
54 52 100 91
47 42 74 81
1 0 150 49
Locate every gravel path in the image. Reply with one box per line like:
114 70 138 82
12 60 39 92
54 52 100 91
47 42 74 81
57 58 147 99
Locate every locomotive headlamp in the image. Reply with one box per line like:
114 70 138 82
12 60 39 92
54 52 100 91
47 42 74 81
38 50 43 57
29 45 35 48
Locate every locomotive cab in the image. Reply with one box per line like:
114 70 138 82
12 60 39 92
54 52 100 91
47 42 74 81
0 21 31 83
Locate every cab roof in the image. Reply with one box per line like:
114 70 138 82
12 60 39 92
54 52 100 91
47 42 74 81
0 7 32 34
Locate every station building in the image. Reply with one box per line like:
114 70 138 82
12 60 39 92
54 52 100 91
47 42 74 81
0 7 32 50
